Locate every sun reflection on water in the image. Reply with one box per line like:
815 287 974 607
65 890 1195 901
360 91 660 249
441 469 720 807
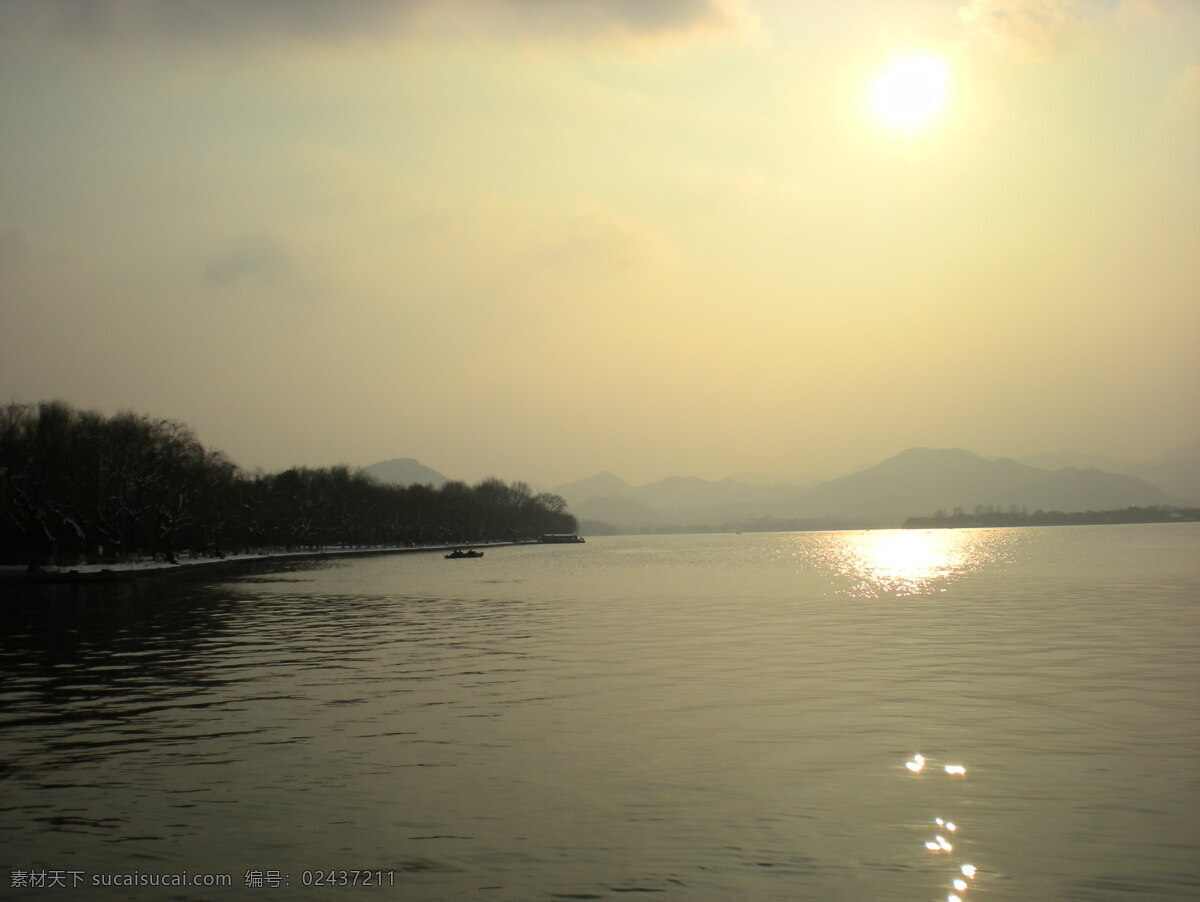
901 753 982 898
806 528 1008 597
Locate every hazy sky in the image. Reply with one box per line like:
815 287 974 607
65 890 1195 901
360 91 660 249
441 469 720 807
2 0 1197 487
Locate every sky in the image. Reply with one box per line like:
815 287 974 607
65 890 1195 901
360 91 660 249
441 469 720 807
2 0 1197 488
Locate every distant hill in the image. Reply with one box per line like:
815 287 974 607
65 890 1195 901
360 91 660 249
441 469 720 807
570 495 667 529
783 448 1029 521
1020 451 1134 472
634 476 800 511
783 448 1177 522
1123 438 1200 504
362 457 449 488
555 472 810 531
555 471 633 508
997 466 1181 512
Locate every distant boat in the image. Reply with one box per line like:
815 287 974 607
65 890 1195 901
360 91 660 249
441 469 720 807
445 549 484 559
538 534 585 544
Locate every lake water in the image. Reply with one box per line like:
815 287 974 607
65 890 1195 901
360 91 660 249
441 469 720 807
2 525 1198 900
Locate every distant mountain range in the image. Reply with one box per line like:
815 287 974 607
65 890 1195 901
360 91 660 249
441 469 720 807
362 441 1200 532
553 443 1200 532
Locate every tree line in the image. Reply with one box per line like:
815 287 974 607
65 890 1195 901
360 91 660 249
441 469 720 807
902 506 1200 529
0 401 577 565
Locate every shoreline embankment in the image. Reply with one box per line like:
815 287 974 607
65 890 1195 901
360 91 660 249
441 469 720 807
0 541 541 586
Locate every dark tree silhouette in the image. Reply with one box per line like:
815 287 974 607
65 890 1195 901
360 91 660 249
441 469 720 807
0 401 577 565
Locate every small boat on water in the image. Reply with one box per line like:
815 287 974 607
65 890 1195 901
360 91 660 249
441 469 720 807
445 549 484 559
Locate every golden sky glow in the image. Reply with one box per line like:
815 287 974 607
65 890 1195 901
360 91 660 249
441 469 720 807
1 1 1197 486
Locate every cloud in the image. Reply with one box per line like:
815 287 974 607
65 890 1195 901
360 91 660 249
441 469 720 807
958 0 1082 60
0 0 418 43
0 0 751 46
489 0 752 39
204 233 295 288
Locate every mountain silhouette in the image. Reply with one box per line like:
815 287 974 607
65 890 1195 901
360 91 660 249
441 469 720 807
362 457 449 488
1020 451 1135 472
1123 438 1200 504
555 471 633 507
558 473 811 529
787 448 1179 521
557 447 1184 530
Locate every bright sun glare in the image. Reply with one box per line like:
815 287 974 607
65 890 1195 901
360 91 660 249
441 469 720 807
869 53 950 131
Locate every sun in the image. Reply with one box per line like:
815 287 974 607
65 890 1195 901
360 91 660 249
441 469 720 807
868 53 951 131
